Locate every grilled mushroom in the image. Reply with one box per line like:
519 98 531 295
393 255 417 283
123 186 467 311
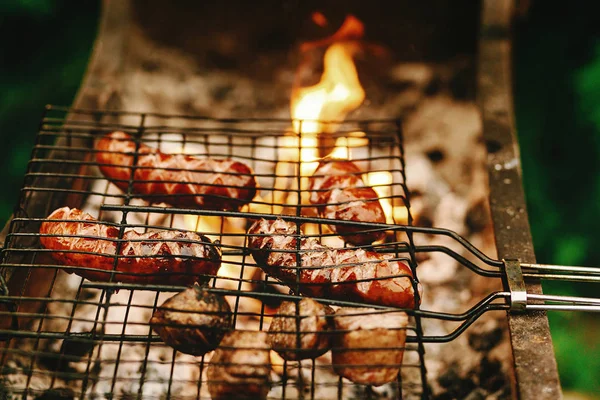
150 286 232 356
207 331 271 400
332 307 408 386
268 298 333 360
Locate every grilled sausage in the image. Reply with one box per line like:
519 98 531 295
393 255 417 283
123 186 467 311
96 131 257 211
309 160 386 245
248 218 420 308
39 207 221 284
207 331 271 400
150 286 232 356
332 307 408 386
268 298 333 360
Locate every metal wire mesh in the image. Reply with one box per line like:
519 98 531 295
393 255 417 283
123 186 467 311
0 106 518 399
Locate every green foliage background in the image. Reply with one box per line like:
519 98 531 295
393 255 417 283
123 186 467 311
0 0 597 395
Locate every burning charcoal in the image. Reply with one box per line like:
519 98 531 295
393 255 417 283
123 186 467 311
478 356 506 393
34 388 75 400
436 362 475 399
207 331 271 400
425 148 445 163
465 199 490 234
467 319 503 352
150 286 232 356
268 298 333 361
331 307 408 386
449 62 475 100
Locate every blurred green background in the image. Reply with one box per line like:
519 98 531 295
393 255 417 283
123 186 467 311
0 0 598 396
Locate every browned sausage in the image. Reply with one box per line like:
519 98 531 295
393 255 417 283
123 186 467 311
248 218 420 308
150 286 233 356
308 160 386 245
96 131 257 211
207 331 271 400
268 298 333 360
39 207 221 285
332 307 409 386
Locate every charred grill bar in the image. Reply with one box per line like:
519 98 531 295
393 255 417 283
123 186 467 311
0 0 575 399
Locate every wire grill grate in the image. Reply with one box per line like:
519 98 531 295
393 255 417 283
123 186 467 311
0 107 432 399
2 106 597 399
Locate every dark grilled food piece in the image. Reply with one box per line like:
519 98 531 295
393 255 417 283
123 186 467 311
150 286 232 356
207 331 271 400
248 218 420 308
96 131 257 211
309 160 386 245
332 307 409 386
39 207 221 285
268 298 333 361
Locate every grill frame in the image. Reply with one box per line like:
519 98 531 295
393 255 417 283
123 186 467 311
2 107 438 398
477 0 562 398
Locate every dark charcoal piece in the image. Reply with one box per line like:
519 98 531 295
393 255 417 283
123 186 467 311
479 357 506 393
467 321 503 352
426 148 445 163
34 388 75 400
424 76 443 96
437 363 460 389
150 286 233 356
61 336 96 359
449 63 476 100
437 363 475 399
465 199 490 234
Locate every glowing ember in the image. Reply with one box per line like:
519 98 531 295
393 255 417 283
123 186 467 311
311 11 328 28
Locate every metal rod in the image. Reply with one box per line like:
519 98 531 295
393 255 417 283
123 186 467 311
527 293 600 306
522 273 600 283
526 305 600 312
521 262 600 274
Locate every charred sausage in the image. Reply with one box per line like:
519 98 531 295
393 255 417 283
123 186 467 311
39 207 221 284
150 286 232 356
96 131 257 211
268 298 333 360
248 218 420 308
309 160 386 245
332 307 409 386
207 331 271 399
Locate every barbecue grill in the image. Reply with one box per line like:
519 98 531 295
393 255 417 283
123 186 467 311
1 1 599 399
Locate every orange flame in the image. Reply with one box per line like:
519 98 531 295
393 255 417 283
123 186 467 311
291 15 366 136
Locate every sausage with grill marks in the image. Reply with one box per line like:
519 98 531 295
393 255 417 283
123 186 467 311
39 207 221 284
96 131 257 211
309 160 386 245
248 218 420 308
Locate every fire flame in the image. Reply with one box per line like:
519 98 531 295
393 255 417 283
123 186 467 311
291 41 365 136
288 14 366 178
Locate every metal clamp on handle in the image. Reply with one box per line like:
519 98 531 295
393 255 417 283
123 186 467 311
503 258 527 311
502 259 600 312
